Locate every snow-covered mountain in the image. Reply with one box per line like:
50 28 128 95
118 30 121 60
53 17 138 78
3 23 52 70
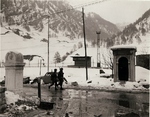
0 0 149 68
0 0 119 41
0 0 120 66
85 12 119 41
106 9 150 49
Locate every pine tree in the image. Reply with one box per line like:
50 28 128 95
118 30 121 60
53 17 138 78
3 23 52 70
54 51 61 64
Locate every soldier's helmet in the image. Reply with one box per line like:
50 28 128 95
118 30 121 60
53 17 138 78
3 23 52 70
54 69 57 72
60 68 63 71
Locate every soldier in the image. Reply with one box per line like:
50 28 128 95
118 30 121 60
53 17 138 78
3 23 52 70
48 69 58 90
58 68 67 90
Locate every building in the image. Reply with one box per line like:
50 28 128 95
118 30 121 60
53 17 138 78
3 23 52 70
136 54 150 70
71 55 91 67
111 45 137 82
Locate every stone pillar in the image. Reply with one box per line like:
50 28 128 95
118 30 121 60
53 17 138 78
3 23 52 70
4 51 25 93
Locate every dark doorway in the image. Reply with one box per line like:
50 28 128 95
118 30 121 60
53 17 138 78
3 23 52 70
118 57 128 81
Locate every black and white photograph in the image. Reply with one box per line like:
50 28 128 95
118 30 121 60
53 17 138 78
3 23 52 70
0 0 149 116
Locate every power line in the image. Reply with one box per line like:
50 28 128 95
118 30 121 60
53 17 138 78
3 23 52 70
43 0 107 16
72 0 107 10
23 0 107 23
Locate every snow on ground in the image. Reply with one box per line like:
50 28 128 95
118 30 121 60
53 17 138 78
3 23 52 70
5 91 22 104
0 66 149 92
0 24 150 93
1 65 149 115
3 90 38 116
136 66 149 83
63 66 149 91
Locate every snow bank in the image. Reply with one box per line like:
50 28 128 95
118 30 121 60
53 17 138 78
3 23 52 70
64 66 149 92
5 91 21 104
136 66 149 83
1 66 149 92
3 91 38 116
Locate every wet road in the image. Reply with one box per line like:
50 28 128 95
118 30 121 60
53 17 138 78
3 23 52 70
24 86 149 117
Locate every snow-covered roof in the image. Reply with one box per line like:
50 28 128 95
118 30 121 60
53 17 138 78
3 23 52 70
71 53 92 57
111 45 137 50
71 55 92 58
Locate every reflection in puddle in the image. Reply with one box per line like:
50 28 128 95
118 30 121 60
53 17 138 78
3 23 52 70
119 93 130 108
44 89 149 117
119 99 130 108
117 93 149 117
67 89 149 117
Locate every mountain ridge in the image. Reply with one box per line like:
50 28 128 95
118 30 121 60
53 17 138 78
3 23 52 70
0 0 120 42
105 9 150 47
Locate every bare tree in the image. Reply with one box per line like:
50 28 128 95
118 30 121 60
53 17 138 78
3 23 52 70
102 49 113 77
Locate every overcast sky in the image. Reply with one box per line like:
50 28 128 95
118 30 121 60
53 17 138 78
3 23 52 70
67 0 150 24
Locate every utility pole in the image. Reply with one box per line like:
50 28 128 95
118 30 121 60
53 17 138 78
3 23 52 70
96 31 101 68
39 59 42 76
47 16 50 72
82 8 88 81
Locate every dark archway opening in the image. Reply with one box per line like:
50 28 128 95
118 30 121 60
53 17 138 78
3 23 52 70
118 57 128 81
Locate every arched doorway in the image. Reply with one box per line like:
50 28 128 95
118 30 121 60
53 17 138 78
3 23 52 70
118 57 128 81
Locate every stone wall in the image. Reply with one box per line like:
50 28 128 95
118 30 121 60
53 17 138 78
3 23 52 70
0 87 6 113
136 54 150 70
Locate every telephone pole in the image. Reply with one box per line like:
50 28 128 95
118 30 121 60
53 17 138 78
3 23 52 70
47 16 50 72
82 8 88 81
96 31 101 68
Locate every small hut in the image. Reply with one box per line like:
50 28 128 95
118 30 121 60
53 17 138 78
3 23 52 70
111 45 137 82
71 55 91 67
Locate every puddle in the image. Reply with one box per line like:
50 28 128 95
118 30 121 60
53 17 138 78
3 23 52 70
35 87 149 117
24 89 149 117
67 89 149 117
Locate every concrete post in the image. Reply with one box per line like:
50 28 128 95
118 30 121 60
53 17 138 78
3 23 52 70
4 51 25 93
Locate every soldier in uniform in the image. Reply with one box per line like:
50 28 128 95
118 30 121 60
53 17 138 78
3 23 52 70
48 69 58 90
58 68 67 90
